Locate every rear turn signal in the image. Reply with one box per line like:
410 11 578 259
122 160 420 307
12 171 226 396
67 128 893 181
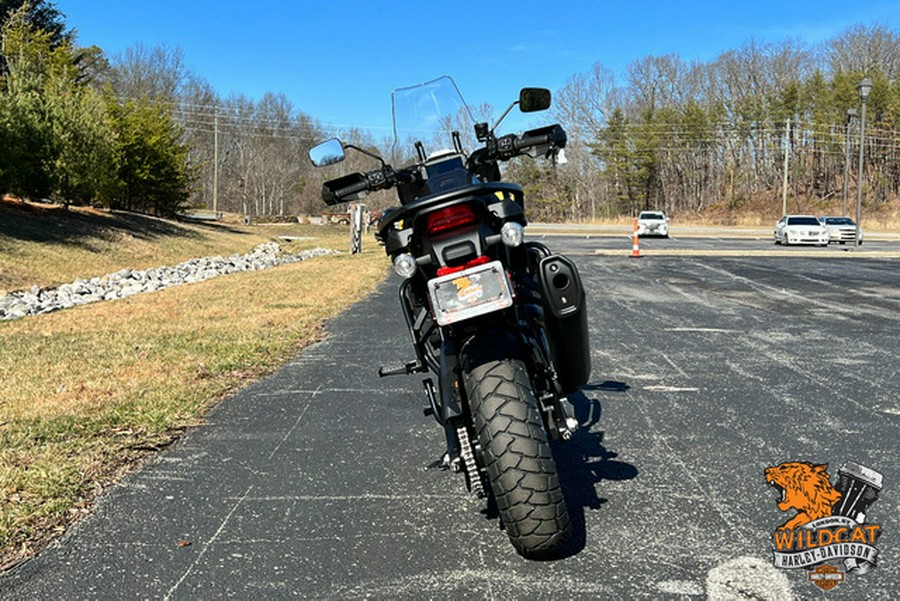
501 222 525 247
393 253 417 278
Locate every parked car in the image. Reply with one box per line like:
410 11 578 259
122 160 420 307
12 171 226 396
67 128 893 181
774 215 829 246
818 216 863 245
637 211 669 238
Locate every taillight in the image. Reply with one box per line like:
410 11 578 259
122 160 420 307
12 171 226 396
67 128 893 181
437 255 490 277
425 205 477 235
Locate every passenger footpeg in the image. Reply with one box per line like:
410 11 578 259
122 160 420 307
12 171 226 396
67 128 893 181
555 399 580 441
378 361 423 377
561 417 579 440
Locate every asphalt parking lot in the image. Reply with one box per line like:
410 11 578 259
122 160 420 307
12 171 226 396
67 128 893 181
2 235 898 600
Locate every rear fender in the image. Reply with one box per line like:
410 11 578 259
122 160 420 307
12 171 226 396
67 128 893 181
460 329 523 370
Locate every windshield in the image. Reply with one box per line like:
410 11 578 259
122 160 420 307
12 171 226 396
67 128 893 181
824 217 855 225
787 217 821 226
391 76 477 160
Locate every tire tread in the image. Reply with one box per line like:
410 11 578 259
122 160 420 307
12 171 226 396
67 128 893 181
464 354 570 558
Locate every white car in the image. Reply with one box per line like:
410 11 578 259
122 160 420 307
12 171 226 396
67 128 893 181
637 211 669 238
774 215 828 246
819 216 863 245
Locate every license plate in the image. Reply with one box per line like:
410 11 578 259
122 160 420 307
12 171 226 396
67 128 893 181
427 261 513 326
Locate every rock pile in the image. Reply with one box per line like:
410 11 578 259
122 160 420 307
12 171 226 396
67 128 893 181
0 242 336 321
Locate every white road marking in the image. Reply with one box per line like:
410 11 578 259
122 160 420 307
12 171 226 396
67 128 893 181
706 556 793 600
644 385 700 392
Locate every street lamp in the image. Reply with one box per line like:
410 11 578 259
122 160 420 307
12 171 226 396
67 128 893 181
842 108 856 217
856 78 872 247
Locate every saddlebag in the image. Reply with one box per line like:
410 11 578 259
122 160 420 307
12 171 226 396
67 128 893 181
538 254 591 394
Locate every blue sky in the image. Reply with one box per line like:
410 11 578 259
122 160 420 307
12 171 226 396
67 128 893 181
58 1 900 136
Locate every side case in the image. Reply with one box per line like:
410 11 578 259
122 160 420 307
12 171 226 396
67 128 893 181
538 254 591 395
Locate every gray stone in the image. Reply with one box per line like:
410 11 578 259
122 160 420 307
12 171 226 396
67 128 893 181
0 244 338 321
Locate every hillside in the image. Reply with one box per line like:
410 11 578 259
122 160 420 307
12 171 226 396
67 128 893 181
0 197 346 293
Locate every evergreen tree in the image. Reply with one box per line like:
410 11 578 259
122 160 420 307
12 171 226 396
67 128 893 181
109 99 195 216
0 6 115 204
0 0 71 74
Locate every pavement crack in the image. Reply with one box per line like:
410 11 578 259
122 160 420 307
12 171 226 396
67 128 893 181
267 384 321 460
164 484 254 600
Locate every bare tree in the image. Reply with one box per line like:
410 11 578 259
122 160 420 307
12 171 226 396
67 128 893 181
551 62 617 220
110 43 191 101
823 24 900 78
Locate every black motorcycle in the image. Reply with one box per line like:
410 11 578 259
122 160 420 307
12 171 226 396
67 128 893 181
309 77 590 558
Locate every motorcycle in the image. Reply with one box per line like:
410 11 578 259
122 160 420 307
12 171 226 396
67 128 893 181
308 77 590 558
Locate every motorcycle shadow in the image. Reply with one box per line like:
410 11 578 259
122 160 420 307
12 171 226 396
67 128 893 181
554 381 638 558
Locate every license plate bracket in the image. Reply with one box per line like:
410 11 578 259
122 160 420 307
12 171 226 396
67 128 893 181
427 261 513 326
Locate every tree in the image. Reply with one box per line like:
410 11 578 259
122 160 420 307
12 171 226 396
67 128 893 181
552 63 616 220
109 42 191 102
0 5 114 204
108 99 195 216
823 24 900 78
0 0 71 74
47 83 117 204
0 82 56 198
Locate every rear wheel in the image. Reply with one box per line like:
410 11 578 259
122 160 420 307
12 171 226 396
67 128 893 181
462 337 571 559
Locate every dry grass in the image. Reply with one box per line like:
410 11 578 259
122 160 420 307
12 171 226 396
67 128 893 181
0 199 353 293
0 200 388 568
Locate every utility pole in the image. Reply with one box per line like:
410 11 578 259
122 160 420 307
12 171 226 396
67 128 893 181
856 79 872 247
213 106 219 216
842 108 856 216
781 117 790 215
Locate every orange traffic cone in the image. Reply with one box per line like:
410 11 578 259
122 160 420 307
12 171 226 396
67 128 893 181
631 218 641 258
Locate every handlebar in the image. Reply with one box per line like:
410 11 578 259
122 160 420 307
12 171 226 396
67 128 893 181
320 123 566 205
334 178 370 199
487 124 567 162
321 167 396 205
513 124 567 158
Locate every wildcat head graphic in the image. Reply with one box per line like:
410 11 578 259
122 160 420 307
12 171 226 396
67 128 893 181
765 462 842 530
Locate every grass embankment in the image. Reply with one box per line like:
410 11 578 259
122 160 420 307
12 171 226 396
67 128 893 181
0 200 388 568
0 199 321 293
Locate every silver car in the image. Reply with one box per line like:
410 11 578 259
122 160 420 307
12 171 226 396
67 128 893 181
637 211 669 238
819 216 863 245
774 215 828 246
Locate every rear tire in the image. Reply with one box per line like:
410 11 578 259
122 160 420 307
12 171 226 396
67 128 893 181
462 339 570 559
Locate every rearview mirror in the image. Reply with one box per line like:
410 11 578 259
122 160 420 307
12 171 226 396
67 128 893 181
519 88 551 113
309 138 345 167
